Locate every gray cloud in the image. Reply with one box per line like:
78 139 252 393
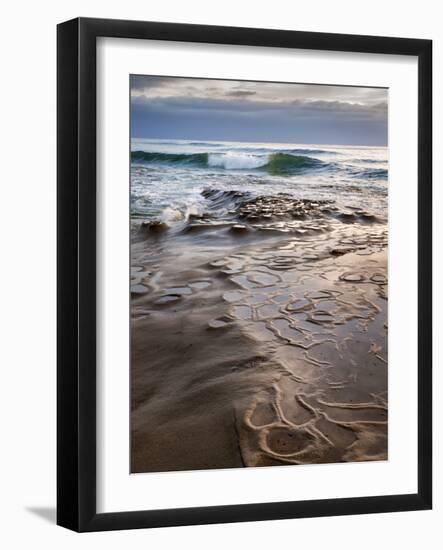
130 75 388 145
132 94 386 119
131 74 387 106
226 90 257 98
130 75 171 91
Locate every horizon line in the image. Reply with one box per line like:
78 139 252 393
131 136 388 148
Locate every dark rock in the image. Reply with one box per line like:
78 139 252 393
140 220 169 233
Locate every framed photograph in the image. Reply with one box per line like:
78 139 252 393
57 17 432 531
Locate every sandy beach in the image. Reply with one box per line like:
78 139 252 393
130 189 387 472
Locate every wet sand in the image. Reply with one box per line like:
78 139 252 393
130 192 388 473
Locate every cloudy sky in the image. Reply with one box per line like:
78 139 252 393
130 75 388 146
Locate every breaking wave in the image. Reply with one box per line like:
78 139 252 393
131 150 325 175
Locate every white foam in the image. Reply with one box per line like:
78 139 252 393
208 152 268 170
160 202 205 224
160 207 184 222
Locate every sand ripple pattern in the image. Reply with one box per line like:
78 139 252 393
210 224 388 466
131 199 388 471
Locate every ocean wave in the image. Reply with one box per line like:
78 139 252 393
187 141 223 147
201 188 252 211
265 153 324 174
346 166 388 179
131 151 209 166
131 150 325 175
282 148 337 155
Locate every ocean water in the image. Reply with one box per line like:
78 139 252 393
130 139 388 225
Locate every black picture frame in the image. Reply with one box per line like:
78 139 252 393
57 17 432 532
